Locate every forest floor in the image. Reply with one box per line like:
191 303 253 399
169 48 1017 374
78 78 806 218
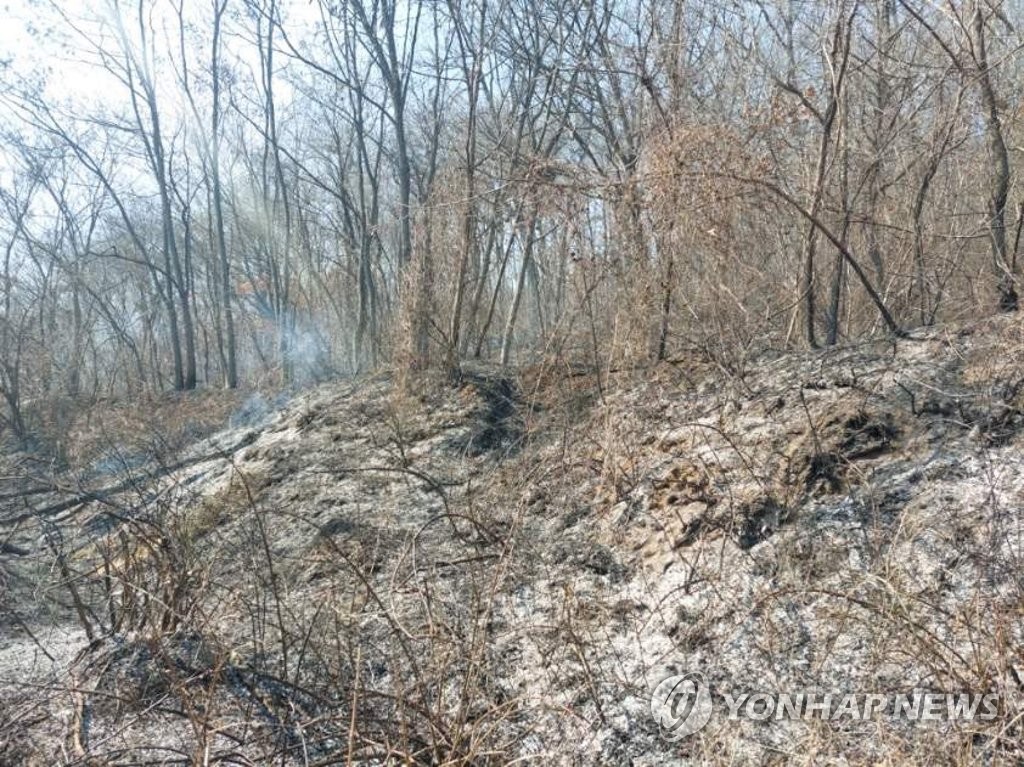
2 316 1024 765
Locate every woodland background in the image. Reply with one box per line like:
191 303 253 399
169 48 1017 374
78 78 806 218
2 0 1024 448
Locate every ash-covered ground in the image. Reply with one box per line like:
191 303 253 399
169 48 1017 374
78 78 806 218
2 318 1023 765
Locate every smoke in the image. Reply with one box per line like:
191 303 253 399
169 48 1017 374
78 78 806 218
283 320 336 386
229 391 291 429
88 450 150 480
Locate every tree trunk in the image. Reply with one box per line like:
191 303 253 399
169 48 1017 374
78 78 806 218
500 213 537 366
972 4 1017 311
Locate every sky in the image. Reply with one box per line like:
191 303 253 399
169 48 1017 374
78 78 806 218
0 0 325 116
0 0 325 192
1 0 118 104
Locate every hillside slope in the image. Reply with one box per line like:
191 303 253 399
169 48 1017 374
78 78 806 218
2 318 1024 765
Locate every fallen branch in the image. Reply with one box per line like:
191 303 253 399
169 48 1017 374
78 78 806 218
0 431 259 528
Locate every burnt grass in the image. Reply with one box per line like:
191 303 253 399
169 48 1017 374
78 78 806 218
2 319 1024 765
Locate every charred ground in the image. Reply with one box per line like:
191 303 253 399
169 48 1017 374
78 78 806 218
1 318 1024 765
